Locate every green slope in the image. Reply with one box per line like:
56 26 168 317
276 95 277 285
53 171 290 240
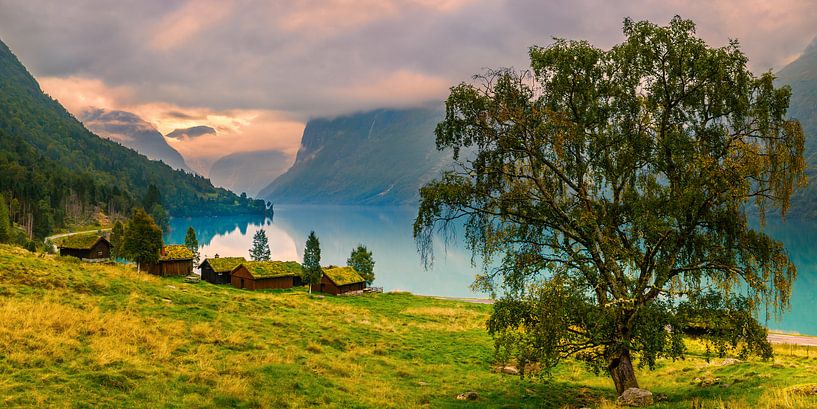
259 108 451 205
777 38 817 218
0 39 265 237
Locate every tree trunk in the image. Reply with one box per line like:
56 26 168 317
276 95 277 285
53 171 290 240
608 349 639 396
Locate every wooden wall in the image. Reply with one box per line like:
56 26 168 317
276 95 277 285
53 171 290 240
146 260 193 276
201 263 231 284
311 275 365 295
230 266 296 290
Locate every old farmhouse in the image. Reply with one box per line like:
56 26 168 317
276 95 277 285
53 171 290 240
145 245 194 276
200 256 246 284
231 261 302 290
57 233 111 261
312 266 366 295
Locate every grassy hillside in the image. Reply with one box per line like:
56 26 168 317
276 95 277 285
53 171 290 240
1 245 817 408
259 108 451 205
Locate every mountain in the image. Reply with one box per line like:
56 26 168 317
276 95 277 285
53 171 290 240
777 37 817 218
0 38 265 238
259 108 450 205
209 150 292 196
79 108 191 172
166 126 216 140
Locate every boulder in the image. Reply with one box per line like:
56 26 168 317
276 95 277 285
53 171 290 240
617 388 653 407
456 391 479 401
500 366 519 375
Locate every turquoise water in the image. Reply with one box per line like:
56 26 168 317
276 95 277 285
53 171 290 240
165 205 484 298
165 206 817 334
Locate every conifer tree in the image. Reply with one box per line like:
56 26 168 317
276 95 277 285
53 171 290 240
110 220 125 259
302 231 322 294
249 229 271 261
184 226 200 265
0 193 9 243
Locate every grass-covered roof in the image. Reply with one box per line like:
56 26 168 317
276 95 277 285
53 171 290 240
240 261 302 279
57 233 107 250
202 256 246 272
160 245 194 261
323 266 365 286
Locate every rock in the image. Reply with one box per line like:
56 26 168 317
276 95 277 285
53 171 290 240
617 388 653 407
500 366 519 375
417 381 429 386
456 391 479 401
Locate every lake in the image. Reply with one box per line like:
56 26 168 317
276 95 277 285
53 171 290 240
165 206 817 335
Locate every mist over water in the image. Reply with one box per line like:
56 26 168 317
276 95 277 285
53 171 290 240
165 205 485 299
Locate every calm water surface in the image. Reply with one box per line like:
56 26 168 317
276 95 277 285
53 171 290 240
165 206 817 335
166 205 483 298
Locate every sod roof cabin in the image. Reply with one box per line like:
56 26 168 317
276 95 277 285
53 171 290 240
312 266 366 295
56 233 111 260
200 256 246 284
230 261 303 290
145 245 195 276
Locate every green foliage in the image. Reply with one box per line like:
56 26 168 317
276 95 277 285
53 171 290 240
323 266 365 286
122 208 163 270
0 193 9 243
249 229 271 261
184 226 199 265
0 40 266 239
415 17 805 395
149 204 169 232
347 244 375 285
142 184 162 211
110 221 125 259
160 244 194 261
302 231 322 293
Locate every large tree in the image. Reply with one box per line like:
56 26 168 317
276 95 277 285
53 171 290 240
109 220 125 259
122 208 164 272
0 193 9 243
302 231 322 295
414 17 805 395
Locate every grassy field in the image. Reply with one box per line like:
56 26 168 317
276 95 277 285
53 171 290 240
0 244 816 408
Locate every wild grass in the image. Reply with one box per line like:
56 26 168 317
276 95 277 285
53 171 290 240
0 244 816 408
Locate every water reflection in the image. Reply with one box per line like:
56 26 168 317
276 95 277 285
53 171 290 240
166 205 484 298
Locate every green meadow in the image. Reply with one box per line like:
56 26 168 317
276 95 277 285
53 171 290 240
0 244 815 408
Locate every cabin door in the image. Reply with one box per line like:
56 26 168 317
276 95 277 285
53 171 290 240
240 278 245 289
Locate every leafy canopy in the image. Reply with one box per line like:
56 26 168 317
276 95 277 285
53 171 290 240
184 226 200 265
122 208 163 270
348 244 375 285
414 17 805 394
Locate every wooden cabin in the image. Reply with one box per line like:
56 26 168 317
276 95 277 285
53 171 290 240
199 256 246 284
311 266 366 295
145 245 194 276
57 233 111 261
230 261 302 290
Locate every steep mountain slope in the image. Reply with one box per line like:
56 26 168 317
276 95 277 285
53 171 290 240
777 37 817 217
209 150 292 196
0 38 265 237
80 108 191 172
259 108 450 205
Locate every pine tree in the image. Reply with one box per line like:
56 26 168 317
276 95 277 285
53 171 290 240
249 229 271 261
122 208 163 272
184 226 200 265
348 244 375 285
149 204 170 232
0 193 9 243
110 221 125 259
302 231 322 294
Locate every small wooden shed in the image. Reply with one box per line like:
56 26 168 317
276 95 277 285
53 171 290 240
230 261 302 290
57 233 111 260
200 256 246 284
145 245 194 276
312 266 366 295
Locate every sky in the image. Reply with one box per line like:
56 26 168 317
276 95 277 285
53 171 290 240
0 0 815 172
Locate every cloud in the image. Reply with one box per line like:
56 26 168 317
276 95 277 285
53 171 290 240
1 0 815 154
166 126 216 140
